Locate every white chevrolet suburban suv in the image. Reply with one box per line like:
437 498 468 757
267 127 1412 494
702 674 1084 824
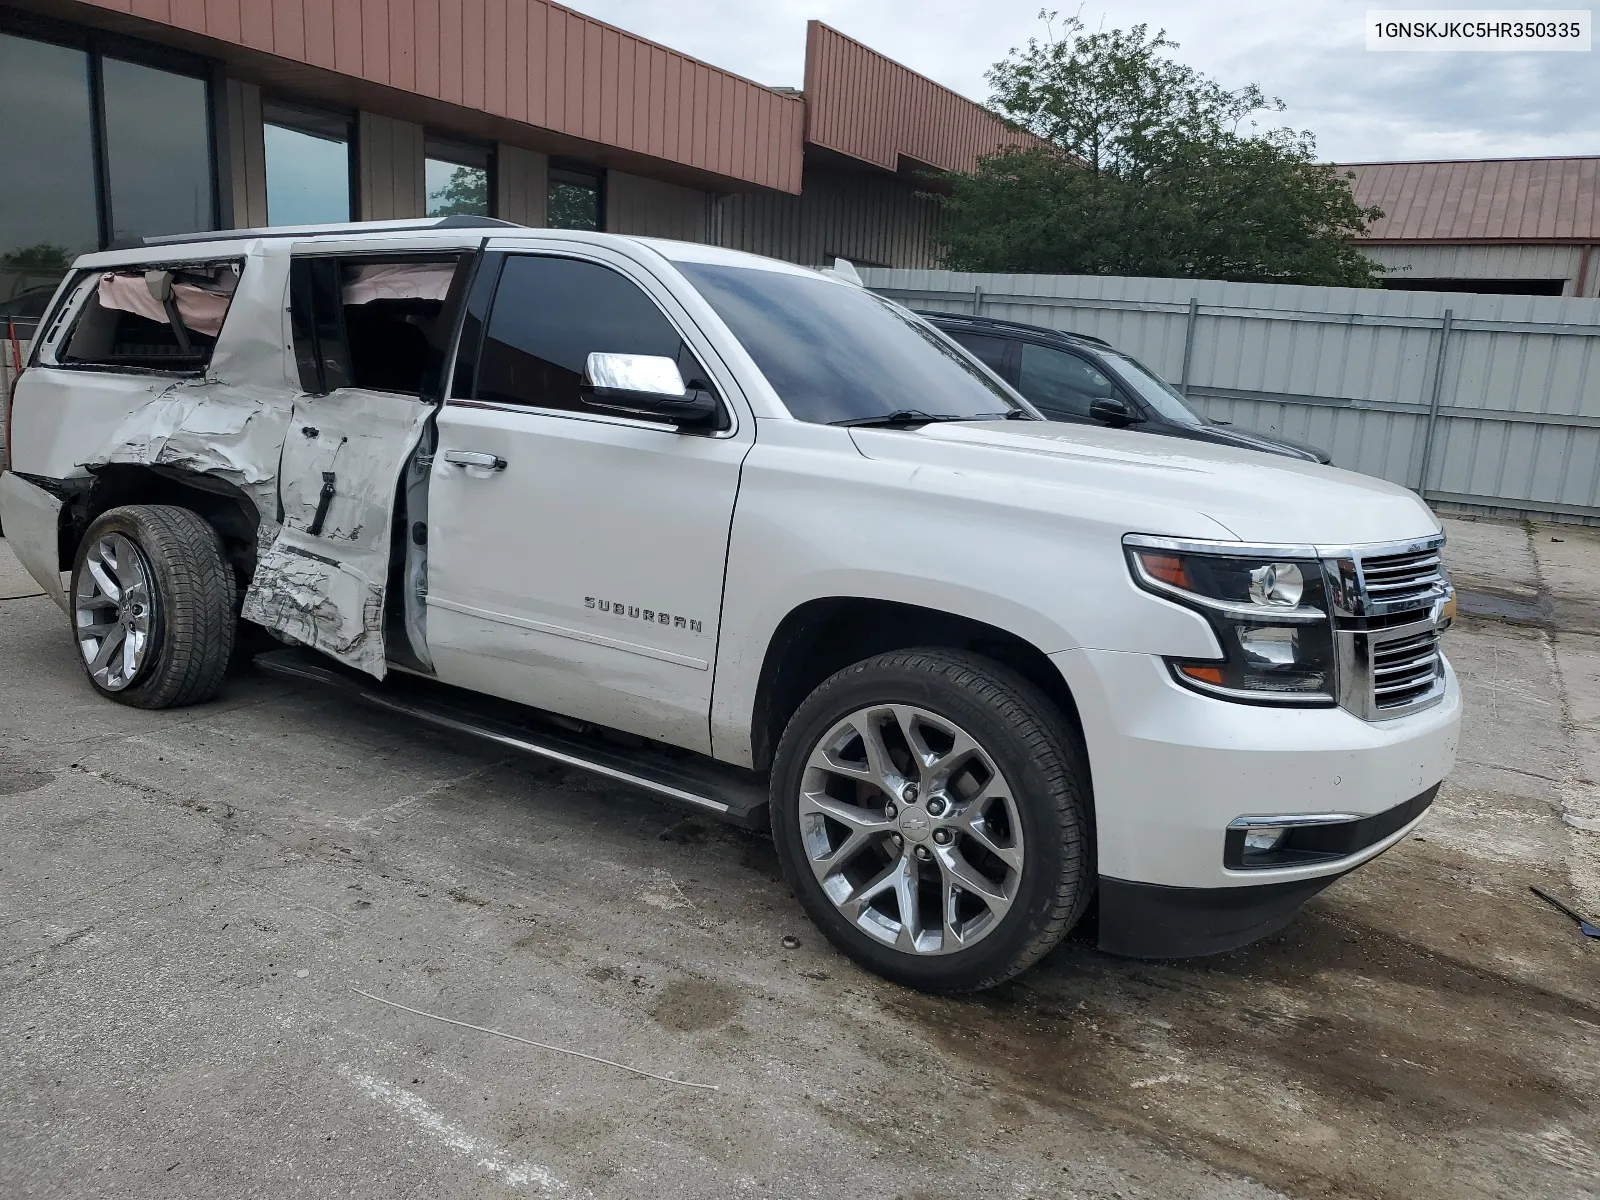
0 218 1461 993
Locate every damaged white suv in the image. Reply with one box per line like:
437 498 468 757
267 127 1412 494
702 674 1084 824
1 219 1460 992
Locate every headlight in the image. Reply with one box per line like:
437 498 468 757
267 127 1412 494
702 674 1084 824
1126 541 1336 704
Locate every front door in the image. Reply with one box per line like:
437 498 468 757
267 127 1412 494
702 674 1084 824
425 249 752 753
241 249 468 677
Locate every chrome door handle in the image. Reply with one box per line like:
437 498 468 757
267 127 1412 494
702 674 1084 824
444 450 507 471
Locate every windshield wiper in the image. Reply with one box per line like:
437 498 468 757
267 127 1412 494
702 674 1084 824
830 409 1031 428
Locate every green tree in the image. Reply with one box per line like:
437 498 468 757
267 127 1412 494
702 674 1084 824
940 14 1384 286
427 165 489 217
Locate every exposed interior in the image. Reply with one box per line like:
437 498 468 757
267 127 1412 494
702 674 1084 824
62 263 240 370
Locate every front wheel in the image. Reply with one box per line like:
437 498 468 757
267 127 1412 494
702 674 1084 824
770 649 1093 993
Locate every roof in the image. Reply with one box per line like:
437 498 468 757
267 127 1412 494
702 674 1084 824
917 311 1113 349
802 22 1047 176
1337 157 1600 243
55 0 808 194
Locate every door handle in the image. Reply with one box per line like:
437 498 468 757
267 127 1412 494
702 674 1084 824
444 450 507 471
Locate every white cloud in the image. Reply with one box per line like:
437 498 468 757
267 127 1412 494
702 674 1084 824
564 0 1599 161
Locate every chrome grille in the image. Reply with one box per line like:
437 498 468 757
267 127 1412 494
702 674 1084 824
1358 547 1446 607
1371 626 1444 711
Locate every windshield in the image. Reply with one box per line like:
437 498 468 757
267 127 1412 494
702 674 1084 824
675 262 1023 425
1100 351 1206 426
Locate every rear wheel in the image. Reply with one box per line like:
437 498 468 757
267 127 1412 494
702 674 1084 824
770 648 1093 993
70 505 236 709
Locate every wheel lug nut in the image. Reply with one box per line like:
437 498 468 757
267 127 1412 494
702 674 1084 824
933 828 952 845
902 784 918 804
914 845 932 861
884 803 898 819
926 797 946 816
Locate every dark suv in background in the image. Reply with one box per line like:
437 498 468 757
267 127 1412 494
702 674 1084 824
923 312 1330 464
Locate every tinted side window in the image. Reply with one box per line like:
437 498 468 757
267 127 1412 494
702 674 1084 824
474 255 693 418
1016 343 1117 419
949 331 1010 376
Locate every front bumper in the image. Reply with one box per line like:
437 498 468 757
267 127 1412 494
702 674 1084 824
1097 785 1437 957
1050 645 1460 951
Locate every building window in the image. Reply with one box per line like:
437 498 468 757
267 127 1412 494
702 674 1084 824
0 28 214 322
101 57 214 245
264 101 354 227
548 164 603 231
426 138 493 217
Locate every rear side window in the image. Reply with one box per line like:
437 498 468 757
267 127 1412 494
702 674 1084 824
1016 343 1117 419
290 254 470 397
949 331 1011 376
469 254 705 419
61 262 240 371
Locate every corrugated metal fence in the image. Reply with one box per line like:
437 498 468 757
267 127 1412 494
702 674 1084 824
862 268 1600 523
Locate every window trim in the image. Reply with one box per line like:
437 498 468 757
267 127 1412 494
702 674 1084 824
450 249 739 439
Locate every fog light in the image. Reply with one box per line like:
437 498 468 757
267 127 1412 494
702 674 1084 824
1243 826 1288 854
1237 626 1299 666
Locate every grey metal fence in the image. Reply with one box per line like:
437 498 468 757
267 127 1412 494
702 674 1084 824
862 268 1600 523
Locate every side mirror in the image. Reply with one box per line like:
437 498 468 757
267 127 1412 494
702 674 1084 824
1089 395 1141 427
582 352 718 427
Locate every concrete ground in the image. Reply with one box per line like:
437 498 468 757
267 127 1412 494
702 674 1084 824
1 517 1596 1200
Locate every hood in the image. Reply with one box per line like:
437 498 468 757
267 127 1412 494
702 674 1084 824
849 420 1439 547
1199 423 1330 463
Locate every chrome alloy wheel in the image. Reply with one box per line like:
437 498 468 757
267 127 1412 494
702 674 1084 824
73 533 156 691
798 704 1026 955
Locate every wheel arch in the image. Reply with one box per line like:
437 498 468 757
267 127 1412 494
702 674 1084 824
747 596 1086 774
61 464 261 593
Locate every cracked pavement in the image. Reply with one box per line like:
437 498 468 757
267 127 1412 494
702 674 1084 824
1 517 1596 1200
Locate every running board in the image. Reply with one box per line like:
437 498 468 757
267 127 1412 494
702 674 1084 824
254 649 769 830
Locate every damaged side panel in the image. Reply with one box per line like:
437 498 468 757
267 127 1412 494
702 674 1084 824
241 393 434 678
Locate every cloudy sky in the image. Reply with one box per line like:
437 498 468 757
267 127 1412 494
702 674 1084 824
565 0 1597 162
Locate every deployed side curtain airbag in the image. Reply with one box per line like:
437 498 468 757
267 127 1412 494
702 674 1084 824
95 267 238 336
342 262 455 305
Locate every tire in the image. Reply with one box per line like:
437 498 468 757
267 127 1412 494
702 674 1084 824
69 505 237 709
770 648 1093 994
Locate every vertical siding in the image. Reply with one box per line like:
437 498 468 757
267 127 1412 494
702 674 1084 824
860 267 1600 520
357 111 426 219
67 0 807 193
1362 244 1587 293
603 171 713 242
495 143 548 226
718 165 944 269
802 21 1041 174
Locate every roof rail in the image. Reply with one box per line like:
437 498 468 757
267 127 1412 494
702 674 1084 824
141 215 523 248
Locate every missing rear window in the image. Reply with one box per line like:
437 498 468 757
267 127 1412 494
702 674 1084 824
62 262 240 371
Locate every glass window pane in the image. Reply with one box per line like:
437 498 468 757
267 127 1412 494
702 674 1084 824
0 33 99 325
1017 343 1115 419
548 169 601 230
676 262 1020 426
426 159 489 217
950 332 1010 375
476 256 687 416
101 57 214 246
265 119 352 226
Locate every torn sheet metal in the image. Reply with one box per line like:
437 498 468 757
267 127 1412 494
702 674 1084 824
0 472 69 609
241 389 435 679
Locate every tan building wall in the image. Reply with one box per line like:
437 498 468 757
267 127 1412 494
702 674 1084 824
357 112 426 221
716 165 945 268
1361 243 1600 297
